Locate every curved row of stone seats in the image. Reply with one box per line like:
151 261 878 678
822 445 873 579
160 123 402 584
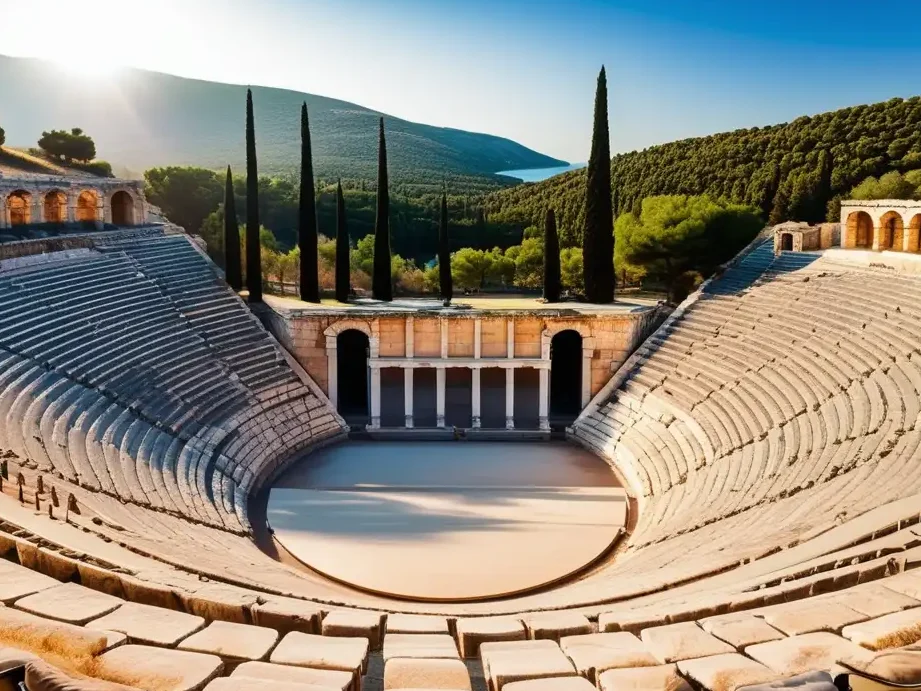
1 517 919 691
572 240 921 558
0 232 345 533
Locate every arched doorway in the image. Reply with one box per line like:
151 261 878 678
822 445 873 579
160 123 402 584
847 211 873 249
76 191 98 223
878 211 903 251
780 233 793 251
8 191 31 226
337 329 369 423
909 215 921 253
550 330 583 423
43 191 67 224
111 191 134 226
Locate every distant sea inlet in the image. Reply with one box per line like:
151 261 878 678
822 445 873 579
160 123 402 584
497 163 586 183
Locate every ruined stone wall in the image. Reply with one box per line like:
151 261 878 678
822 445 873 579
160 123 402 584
262 307 669 405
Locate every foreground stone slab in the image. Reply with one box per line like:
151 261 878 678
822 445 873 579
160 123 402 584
206 678 331 691
250 599 323 635
700 614 786 649
456 618 526 658
598 664 692 691
826 584 920 618
735 670 836 691
0 606 109 671
383 634 460 662
384 657 472 691
271 631 369 678
640 623 734 663
503 677 596 691
179 620 280 662
480 640 577 691
232 661 353 691
746 633 876 675
878 572 921 600
559 632 658 684
96 644 223 691
89 602 205 647
14 582 123 625
757 602 867 636
323 610 386 650
678 653 779 691
837 648 921 684
386 614 450 634
0 559 59 604
840 607 921 650
525 613 592 642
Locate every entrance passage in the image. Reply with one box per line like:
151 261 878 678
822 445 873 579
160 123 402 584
550 330 583 422
337 330 369 423
780 233 793 251
111 191 134 226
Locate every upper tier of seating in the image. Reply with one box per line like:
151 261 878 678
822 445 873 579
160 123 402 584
0 229 345 534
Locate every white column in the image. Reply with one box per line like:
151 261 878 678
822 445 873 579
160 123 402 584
505 368 515 429
471 368 481 428
581 346 593 408
404 368 414 428
539 367 550 430
436 367 446 428
369 367 381 429
325 338 338 408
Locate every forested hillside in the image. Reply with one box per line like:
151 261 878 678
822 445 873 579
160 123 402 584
485 96 921 246
0 55 565 191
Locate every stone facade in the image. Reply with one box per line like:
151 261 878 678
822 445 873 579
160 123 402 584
772 221 838 254
261 304 667 431
0 173 149 231
840 199 921 252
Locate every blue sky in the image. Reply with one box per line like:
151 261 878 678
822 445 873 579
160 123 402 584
2 0 921 163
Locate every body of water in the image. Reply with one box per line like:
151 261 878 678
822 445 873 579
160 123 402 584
497 162 586 182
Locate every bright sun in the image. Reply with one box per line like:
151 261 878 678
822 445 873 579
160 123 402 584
46 53 123 79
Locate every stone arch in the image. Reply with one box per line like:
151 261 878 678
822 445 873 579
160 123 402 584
110 190 135 226
75 190 98 223
324 319 379 355
336 329 370 423
907 214 921 254
541 322 594 359
43 190 67 224
878 211 904 251
7 190 32 226
550 329 584 420
845 211 873 249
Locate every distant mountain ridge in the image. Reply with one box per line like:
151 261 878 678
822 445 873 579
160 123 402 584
0 55 566 186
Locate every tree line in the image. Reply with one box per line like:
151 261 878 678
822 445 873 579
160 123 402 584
483 96 921 243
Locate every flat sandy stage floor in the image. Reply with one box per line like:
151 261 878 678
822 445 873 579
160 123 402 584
267 441 627 601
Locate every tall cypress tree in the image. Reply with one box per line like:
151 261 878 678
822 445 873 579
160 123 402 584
438 190 452 301
335 180 350 303
245 88 262 302
223 165 242 290
372 117 392 301
582 66 615 303
298 103 319 302
543 208 561 302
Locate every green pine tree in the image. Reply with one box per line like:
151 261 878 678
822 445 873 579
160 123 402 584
582 66 615 303
245 88 262 302
223 165 242 290
372 117 392 301
335 180 350 303
543 208 561 302
298 103 320 302
438 190 453 301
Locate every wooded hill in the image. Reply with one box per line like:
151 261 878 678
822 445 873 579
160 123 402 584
484 96 921 247
0 55 565 192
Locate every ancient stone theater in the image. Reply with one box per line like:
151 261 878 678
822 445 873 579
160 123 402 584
0 177 919 691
